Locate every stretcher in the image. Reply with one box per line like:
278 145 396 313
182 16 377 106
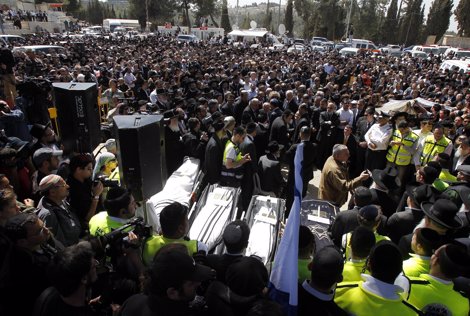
188 184 240 252
243 195 285 265
300 199 339 250
144 157 202 233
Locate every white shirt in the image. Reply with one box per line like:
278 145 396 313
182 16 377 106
336 108 354 129
364 123 393 151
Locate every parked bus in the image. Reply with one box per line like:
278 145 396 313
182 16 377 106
103 19 140 32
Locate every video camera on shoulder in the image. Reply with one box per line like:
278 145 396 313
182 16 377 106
93 174 119 188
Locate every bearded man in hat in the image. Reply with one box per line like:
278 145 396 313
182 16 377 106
164 109 184 176
369 166 401 217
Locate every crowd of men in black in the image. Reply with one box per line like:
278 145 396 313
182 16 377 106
1 33 470 315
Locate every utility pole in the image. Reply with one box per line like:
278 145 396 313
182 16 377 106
345 0 353 41
145 0 149 32
278 0 281 27
236 0 239 27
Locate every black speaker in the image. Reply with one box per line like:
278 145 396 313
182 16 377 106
52 82 101 153
113 115 167 201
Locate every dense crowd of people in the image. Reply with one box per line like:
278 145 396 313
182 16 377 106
1 32 470 315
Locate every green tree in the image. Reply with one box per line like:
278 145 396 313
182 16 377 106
194 0 220 27
264 9 273 30
398 0 424 45
285 0 294 36
220 0 231 32
241 13 250 29
129 0 176 27
425 0 452 42
380 0 399 43
66 0 81 15
455 0 470 36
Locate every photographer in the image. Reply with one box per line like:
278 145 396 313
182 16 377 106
67 154 103 233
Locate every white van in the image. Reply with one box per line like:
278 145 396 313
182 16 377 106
348 39 377 50
339 47 360 57
439 60 470 74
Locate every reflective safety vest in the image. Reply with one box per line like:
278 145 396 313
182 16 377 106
342 260 369 282
298 258 311 283
406 274 469 316
142 235 198 266
420 135 450 165
386 130 419 165
89 211 128 236
221 140 244 181
343 231 390 260
402 254 430 277
335 281 420 316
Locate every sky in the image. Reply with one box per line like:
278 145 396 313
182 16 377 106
228 0 459 33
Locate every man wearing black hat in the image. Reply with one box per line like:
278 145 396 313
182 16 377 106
120 250 215 316
316 102 340 169
369 166 401 217
257 141 285 197
204 113 227 185
164 109 185 176
354 106 376 177
364 111 393 171
398 199 462 259
298 246 347 316
386 184 436 244
403 243 470 316
268 98 283 128
30 122 60 153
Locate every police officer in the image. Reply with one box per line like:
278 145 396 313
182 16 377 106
342 226 375 282
220 126 251 188
386 121 419 189
142 202 207 266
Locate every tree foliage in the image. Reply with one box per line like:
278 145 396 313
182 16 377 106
455 0 470 36
379 0 399 43
285 0 294 36
220 0 231 32
194 0 220 27
128 0 177 27
425 0 452 42
398 0 424 45
66 0 81 15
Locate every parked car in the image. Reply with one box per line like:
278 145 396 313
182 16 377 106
381 44 401 54
287 44 306 54
12 45 66 55
339 47 360 57
176 34 199 43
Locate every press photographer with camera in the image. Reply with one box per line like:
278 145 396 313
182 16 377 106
67 154 104 234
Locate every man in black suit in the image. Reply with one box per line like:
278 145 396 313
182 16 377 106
220 92 235 117
257 141 285 197
269 98 283 128
270 109 294 149
286 126 317 210
354 106 375 177
253 111 270 163
337 125 357 178
240 122 258 210
316 102 340 169
293 104 311 143
369 166 401 218
242 98 260 123
204 115 227 185
284 90 299 113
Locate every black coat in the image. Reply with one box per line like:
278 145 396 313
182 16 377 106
257 154 284 195
204 133 227 185
385 208 424 244
370 188 399 218
298 283 348 316
182 131 207 162
270 116 290 148
293 114 311 143
253 124 269 162
165 127 184 177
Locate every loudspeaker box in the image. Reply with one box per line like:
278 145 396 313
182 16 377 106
113 115 167 201
52 82 101 153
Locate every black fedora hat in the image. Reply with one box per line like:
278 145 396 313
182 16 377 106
421 199 463 229
405 184 436 206
371 166 401 190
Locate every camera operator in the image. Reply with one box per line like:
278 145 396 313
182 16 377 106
67 154 103 234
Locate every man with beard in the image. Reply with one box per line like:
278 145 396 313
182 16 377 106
164 109 185 177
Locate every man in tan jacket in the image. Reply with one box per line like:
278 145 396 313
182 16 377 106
319 144 370 207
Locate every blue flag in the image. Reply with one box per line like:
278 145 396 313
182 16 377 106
269 142 304 316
